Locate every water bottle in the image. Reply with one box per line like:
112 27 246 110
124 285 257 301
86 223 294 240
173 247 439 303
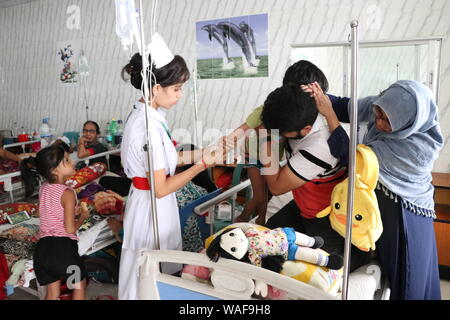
110 119 117 147
105 122 112 147
114 120 124 147
39 118 53 148
12 122 18 138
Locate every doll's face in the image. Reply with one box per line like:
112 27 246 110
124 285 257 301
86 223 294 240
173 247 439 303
220 228 249 260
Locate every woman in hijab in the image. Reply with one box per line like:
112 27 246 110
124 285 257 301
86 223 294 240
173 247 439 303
305 80 443 300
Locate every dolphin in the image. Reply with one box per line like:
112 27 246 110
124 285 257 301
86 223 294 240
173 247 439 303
239 21 259 60
201 24 232 64
216 22 257 67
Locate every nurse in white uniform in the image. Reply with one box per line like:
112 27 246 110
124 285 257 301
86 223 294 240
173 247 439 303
118 44 221 300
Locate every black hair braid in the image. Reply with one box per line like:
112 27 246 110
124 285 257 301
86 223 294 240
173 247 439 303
20 156 40 199
121 53 190 91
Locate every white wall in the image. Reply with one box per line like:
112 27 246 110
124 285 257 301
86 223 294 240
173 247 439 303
1 0 449 172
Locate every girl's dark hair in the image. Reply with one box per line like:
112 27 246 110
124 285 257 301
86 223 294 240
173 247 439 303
83 120 100 134
20 145 66 198
121 53 190 90
283 60 329 92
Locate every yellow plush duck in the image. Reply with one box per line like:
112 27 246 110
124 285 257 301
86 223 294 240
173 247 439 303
316 144 383 252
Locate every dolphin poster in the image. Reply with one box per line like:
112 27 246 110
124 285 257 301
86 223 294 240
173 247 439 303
196 13 268 79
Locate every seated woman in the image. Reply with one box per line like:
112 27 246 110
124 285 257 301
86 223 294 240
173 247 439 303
77 121 108 168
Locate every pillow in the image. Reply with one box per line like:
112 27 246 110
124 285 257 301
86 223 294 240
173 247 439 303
65 162 107 189
181 249 212 283
0 203 38 225
204 223 342 296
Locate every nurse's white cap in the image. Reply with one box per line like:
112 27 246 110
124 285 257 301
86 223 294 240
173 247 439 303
147 33 175 69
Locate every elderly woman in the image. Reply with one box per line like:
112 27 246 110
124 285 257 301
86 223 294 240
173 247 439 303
306 80 443 300
77 121 108 167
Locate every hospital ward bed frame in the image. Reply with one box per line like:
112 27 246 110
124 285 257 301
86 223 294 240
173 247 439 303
138 174 391 300
3 139 40 153
0 149 121 204
138 250 391 300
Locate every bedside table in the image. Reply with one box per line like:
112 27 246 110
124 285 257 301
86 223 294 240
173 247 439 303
432 172 450 279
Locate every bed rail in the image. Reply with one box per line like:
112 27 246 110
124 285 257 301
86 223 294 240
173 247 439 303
71 148 121 170
138 249 338 300
3 140 40 153
0 148 121 204
194 179 251 235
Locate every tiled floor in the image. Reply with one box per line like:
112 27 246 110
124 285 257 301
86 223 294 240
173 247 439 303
5 281 118 300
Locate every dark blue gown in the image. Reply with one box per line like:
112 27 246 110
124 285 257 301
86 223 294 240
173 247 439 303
327 95 441 300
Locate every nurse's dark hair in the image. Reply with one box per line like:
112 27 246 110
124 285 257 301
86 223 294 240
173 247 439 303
283 60 329 92
83 120 100 134
121 53 190 90
20 145 66 198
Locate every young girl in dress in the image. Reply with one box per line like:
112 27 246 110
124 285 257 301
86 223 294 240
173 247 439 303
21 145 89 300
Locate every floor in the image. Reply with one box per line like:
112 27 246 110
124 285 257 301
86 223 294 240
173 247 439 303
5 280 118 300
5 279 450 300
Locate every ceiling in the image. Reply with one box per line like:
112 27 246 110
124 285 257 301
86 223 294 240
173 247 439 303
0 0 39 10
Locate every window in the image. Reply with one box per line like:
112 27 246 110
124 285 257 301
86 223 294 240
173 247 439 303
291 38 442 101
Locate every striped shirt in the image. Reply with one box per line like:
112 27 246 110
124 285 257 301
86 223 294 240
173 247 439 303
38 183 78 241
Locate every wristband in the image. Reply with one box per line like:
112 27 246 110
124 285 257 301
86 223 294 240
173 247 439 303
201 157 207 170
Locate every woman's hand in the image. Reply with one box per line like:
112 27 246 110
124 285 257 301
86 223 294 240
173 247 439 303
78 136 87 147
301 82 340 132
301 82 333 117
18 153 35 160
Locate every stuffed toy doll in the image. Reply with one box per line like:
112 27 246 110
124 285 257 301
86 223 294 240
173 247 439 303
207 224 343 270
206 224 343 297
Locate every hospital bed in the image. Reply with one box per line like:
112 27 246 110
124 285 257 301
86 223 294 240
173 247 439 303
138 180 390 300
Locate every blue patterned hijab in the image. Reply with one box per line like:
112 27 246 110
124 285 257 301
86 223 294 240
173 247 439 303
359 80 443 212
